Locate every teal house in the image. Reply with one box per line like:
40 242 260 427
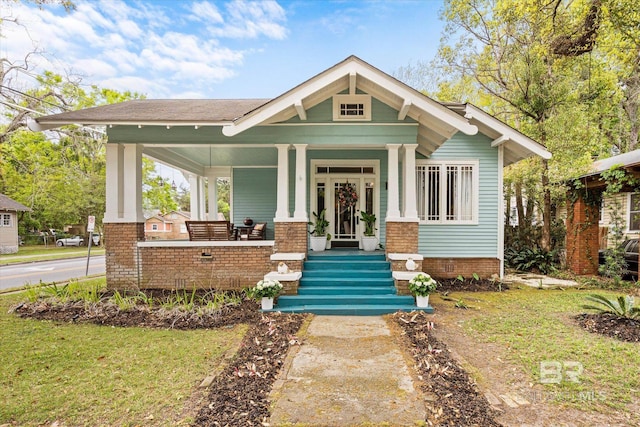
31 56 550 311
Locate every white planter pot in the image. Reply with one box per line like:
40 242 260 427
310 236 327 252
415 295 430 308
261 297 274 310
361 236 378 252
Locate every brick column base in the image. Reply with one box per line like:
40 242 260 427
104 222 145 290
274 221 308 253
385 221 419 253
566 194 599 275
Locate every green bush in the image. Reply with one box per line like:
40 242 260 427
505 246 558 275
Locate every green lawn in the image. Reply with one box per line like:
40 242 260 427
0 245 105 265
433 287 639 411
0 291 247 426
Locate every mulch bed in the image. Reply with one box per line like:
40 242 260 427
394 311 503 427
435 277 508 293
575 313 640 343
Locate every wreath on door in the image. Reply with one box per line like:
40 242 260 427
337 183 358 209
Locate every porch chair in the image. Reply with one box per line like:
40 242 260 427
185 221 237 241
247 222 267 240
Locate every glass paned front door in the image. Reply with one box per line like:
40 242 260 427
334 180 358 241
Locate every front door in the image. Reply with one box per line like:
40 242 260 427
312 162 378 248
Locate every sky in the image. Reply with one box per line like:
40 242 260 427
2 0 446 100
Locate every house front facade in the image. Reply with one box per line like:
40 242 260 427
31 56 550 291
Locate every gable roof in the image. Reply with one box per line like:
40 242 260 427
30 55 549 166
0 194 31 212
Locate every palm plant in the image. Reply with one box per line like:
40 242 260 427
582 294 640 319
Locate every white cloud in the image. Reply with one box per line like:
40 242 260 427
191 1 224 24
1 0 289 98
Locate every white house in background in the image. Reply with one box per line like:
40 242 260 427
0 194 31 254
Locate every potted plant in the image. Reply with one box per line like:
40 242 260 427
249 278 283 310
359 211 378 251
408 273 438 307
308 210 329 252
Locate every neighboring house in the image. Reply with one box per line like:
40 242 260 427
145 211 190 240
30 56 551 291
567 150 640 275
0 194 31 254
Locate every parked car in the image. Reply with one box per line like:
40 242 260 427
56 235 85 247
598 238 638 279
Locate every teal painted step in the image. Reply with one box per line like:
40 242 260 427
303 260 390 270
264 304 434 315
276 294 415 307
307 253 386 261
302 270 391 278
300 278 394 288
297 286 397 295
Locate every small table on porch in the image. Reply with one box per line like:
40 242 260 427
234 224 254 240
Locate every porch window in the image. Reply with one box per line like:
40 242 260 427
416 160 478 224
629 193 640 231
1 214 11 227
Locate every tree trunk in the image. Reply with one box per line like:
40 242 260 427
515 182 526 227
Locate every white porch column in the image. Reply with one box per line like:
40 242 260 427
403 144 419 220
122 143 144 223
188 174 206 220
275 144 291 220
293 144 308 220
104 143 124 222
386 144 402 220
206 167 231 220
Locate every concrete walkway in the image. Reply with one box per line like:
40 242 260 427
269 316 425 426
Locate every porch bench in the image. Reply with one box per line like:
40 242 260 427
186 221 237 241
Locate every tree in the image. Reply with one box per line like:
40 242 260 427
435 0 624 251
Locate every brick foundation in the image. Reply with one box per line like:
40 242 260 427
565 195 599 275
423 258 500 279
275 221 308 253
104 222 145 289
138 245 273 290
385 221 418 253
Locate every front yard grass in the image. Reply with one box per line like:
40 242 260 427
434 287 639 412
0 245 105 265
0 291 247 426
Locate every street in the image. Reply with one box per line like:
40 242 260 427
0 255 105 290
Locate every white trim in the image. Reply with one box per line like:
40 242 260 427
264 271 302 281
385 217 420 223
294 101 307 121
387 253 424 261
273 217 308 223
270 253 306 261
627 193 640 232
293 144 308 220
498 145 505 279
416 159 480 225
392 271 422 281
137 240 275 248
275 144 291 220
386 144 401 219
263 122 418 127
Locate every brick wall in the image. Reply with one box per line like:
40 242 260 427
385 221 418 253
138 245 273 290
423 258 499 279
105 222 145 289
275 222 308 253
565 195 599 275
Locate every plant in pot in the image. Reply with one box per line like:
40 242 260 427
359 211 378 251
249 278 283 310
308 209 329 252
408 273 438 308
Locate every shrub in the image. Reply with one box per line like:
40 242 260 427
505 246 558 275
582 294 640 319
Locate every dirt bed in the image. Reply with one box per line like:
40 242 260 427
576 313 640 342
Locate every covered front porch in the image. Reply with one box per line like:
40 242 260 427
103 142 424 292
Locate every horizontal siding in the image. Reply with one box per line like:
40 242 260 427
419 133 499 258
232 168 277 240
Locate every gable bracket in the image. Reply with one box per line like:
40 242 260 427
294 100 307 121
491 135 510 147
349 71 357 95
398 100 411 121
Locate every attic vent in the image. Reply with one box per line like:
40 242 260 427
333 94 371 121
